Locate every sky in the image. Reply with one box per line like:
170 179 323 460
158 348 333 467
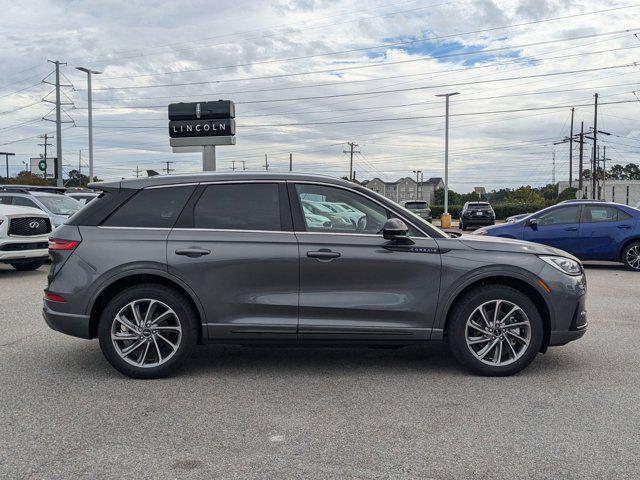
0 0 639 191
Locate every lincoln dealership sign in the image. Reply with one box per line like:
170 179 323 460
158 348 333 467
168 100 236 148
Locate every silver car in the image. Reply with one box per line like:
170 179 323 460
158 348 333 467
0 187 83 228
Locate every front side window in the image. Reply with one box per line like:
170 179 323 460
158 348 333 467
103 186 195 228
295 184 388 234
537 206 580 226
193 183 281 231
582 205 630 223
11 196 39 209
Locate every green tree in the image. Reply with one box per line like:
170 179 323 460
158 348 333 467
557 187 578 202
505 186 545 204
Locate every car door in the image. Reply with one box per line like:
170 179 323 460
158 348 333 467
167 181 299 340
522 205 581 253
290 182 442 341
576 205 635 260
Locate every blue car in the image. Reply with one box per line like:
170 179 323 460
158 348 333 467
474 201 640 271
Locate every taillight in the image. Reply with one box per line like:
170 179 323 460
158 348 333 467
44 291 66 302
48 238 79 251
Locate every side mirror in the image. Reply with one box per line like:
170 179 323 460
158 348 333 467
382 218 409 241
525 218 538 228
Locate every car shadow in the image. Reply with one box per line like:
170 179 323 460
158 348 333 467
49 340 580 380
582 261 626 271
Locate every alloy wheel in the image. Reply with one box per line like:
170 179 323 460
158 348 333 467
110 299 182 368
465 299 531 366
625 245 640 270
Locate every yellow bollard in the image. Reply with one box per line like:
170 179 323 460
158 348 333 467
441 213 452 229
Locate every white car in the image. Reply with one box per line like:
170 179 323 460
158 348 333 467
0 204 51 271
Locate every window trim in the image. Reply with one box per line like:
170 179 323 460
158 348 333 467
536 205 582 226
580 205 628 224
287 181 430 238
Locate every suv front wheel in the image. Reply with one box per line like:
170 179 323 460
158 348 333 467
98 284 198 379
447 285 543 376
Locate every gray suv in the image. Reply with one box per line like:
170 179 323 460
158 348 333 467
43 173 587 378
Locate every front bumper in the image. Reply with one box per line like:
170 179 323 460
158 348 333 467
43 303 91 339
0 246 49 263
549 324 587 346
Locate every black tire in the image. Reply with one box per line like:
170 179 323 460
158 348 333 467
460 222 466 231
621 241 640 271
98 284 198 379
447 285 543 376
11 259 46 271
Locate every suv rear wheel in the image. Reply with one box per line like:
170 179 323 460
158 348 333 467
447 285 543 376
98 284 198 379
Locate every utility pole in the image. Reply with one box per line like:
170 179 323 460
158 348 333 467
231 160 236 171
591 93 598 199
569 107 574 187
552 150 556 185
343 142 360 181
289 153 293 172
38 134 53 180
163 161 174 174
0 152 15 179
133 166 141 178
264 154 269 171
76 67 101 183
436 92 460 216
242 160 246 171
412 170 422 199
602 145 609 200
579 122 584 194
78 150 82 185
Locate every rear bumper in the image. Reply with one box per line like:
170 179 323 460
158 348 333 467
549 324 587 346
462 217 495 226
43 304 91 339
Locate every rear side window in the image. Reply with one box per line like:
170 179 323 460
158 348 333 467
582 205 632 223
193 183 281 231
103 186 195 228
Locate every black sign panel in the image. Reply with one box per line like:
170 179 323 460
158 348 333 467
169 119 236 138
168 100 235 121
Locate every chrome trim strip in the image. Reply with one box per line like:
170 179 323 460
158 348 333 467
97 226 172 231
199 179 286 186
145 183 199 189
171 228 293 234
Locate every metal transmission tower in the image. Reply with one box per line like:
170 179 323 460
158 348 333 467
76 67 101 183
343 142 360 181
43 60 74 187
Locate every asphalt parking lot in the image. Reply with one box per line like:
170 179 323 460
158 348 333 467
1 262 639 479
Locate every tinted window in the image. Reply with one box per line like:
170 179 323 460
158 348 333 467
405 201 428 209
538 206 580 226
582 205 631 223
296 184 388 234
103 186 195 228
0 196 11 205
193 183 281 231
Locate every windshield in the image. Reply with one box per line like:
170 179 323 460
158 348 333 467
36 195 83 216
405 201 428 209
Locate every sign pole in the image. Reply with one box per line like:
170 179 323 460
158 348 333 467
203 145 216 171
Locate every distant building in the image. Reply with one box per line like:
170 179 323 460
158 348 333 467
361 177 444 205
558 180 640 207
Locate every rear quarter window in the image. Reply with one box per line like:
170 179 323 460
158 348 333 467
102 186 195 228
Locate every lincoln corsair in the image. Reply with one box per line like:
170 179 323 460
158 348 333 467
43 173 587 378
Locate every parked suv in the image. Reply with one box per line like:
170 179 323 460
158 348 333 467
0 186 83 228
44 173 587 378
460 202 495 230
402 200 432 222
0 204 51 270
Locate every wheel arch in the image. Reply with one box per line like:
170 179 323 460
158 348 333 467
618 236 640 262
439 273 552 352
88 270 206 342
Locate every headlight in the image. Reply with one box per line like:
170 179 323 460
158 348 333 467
539 255 582 276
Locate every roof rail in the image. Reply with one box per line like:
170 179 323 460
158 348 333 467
0 185 66 194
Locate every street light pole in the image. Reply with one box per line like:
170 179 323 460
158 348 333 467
76 67 101 183
436 92 459 216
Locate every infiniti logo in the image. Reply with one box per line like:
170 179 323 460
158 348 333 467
29 221 40 229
